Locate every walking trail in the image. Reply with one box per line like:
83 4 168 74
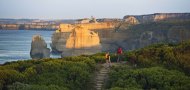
94 63 121 90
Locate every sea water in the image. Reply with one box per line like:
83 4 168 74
0 30 59 64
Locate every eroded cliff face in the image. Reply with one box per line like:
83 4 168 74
62 26 101 57
30 35 50 59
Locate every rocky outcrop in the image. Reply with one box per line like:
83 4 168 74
123 16 140 24
30 35 50 59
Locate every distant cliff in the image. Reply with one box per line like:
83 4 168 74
0 19 75 30
58 22 115 32
123 13 190 23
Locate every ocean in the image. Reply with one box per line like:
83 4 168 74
0 30 60 64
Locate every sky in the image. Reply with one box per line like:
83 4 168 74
0 0 189 19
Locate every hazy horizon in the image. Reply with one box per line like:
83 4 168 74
0 0 190 19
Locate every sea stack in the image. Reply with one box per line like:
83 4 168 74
30 35 50 59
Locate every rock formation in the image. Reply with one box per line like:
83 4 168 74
66 26 100 48
61 26 101 57
123 16 140 24
30 35 50 59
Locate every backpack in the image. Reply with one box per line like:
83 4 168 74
105 53 109 59
117 48 122 54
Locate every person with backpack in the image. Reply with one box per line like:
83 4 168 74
105 52 111 67
117 47 123 62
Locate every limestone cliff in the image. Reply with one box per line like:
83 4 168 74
123 13 190 23
51 13 190 56
30 35 50 59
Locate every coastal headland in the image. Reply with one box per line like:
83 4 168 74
50 13 190 57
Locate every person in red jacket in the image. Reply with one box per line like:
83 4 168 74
117 47 123 62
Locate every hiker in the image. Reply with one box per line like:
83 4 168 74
117 47 123 62
105 52 111 67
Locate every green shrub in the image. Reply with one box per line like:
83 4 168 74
125 41 190 74
90 53 106 63
108 66 190 90
0 56 96 90
0 70 25 90
90 55 105 63
8 82 68 90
